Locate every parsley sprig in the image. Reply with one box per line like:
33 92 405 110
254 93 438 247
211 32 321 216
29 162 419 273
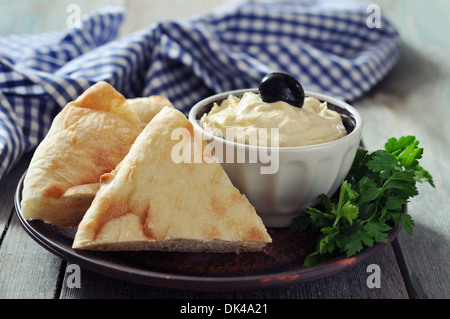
289 136 434 266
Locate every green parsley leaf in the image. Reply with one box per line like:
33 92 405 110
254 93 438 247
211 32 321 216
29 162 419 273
386 136 435 187
287 215 310 234
340 202 359 225
385 136 417 154
344 227 374 256
363 221 391 243
357 176 382 203
390 212 415 236
290 136 434 266
367 150 399 179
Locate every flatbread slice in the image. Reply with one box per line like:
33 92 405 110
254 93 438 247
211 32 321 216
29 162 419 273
72 107 272 253
127 96 173 124
21 82 172 226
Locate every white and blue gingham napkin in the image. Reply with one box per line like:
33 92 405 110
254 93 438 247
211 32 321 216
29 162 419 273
0 1 399 181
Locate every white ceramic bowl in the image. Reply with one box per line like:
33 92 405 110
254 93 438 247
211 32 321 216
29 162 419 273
189 89 363 228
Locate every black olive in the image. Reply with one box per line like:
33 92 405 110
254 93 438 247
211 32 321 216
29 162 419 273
258 72 305 108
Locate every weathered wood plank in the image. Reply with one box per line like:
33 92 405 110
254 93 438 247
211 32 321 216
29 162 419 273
0 153 64 299
0 213 64 298
0 153 32 235
355 80 450 299
59 244 407 299
350 0 450 298
1 0 448 300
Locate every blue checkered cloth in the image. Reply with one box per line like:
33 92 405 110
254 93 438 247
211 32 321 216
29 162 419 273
0 1 399 181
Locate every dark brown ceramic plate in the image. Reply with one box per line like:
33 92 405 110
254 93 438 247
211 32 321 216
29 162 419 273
14 171 401 292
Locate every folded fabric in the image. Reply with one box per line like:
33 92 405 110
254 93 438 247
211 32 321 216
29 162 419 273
0 0 399 181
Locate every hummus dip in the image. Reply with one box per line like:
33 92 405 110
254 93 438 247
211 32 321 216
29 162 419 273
200 92 347 147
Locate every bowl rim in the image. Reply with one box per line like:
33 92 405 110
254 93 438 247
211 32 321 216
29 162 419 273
188 88 363 152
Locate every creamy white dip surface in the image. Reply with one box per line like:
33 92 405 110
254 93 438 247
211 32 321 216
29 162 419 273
200 92 347 147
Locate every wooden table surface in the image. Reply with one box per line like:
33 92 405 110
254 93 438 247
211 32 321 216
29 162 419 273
0 0 448 300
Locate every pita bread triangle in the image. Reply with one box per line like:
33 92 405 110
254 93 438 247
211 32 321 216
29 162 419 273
72 107 272 253
21 81 173 226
